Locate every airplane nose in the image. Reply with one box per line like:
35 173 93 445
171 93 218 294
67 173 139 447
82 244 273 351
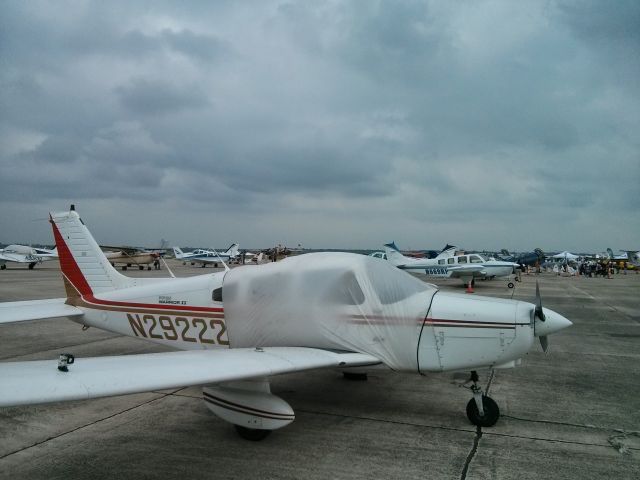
535 308 572 337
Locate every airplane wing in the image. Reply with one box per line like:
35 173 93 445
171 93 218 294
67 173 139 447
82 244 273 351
0 348 380 407
0 252 30 264
447 265 486 278
100 245 143 255
0 298 84 324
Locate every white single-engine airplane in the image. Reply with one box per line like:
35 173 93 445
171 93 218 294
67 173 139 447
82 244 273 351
383 242 520 289
0 207 571 440
173 244 240 267
0 244 58 270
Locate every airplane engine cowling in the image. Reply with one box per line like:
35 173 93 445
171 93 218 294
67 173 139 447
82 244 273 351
417 292 535 372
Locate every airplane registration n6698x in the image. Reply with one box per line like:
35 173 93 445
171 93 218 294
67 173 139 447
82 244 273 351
0 206 572 441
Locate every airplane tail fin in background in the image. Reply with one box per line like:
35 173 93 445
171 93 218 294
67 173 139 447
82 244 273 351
172 247 185 259
50 206 135 296
606 248 615 259
225 243 240 258
383 242 411 266
435 244 457 259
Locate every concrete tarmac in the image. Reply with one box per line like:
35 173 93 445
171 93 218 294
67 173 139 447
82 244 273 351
0 261 638 479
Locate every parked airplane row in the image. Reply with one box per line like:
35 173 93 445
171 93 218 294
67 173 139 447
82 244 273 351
0 206 572 441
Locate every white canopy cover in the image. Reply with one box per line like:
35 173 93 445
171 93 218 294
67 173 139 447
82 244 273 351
551 251 579 260
223 253 437 371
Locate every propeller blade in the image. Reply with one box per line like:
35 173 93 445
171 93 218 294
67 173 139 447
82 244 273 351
535 281 545 322
540 335 549 352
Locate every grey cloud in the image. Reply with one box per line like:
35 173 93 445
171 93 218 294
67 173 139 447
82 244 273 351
115 79 210 115
0 1 638 250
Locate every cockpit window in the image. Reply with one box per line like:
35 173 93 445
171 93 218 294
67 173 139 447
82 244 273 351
470 255 484 263
323 271 365 305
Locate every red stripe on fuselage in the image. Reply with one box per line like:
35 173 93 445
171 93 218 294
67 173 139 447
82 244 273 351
50 216 93 296
82 295 224 313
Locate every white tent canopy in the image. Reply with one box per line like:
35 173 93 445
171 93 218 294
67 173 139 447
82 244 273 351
551 251 579 260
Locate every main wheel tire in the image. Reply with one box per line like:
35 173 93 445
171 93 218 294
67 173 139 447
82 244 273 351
507 282 515 289
0 264 6 270
139 265 144 270
28 263 36 270
466 395 500 427
234 425 271 441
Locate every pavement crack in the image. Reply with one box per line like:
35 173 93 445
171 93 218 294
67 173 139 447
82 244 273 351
607 430 640 455
460 426 482 480
0 391 177 460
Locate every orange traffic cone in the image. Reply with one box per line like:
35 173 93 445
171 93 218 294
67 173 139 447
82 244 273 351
466 280 474 294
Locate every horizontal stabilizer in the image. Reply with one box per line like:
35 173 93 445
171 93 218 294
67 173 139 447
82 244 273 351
0 298 84 324
0 347 380 407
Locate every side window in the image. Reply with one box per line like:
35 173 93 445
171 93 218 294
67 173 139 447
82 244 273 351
447 258 455 264
458 256 468 264
212 287 223 302
438 259 445 265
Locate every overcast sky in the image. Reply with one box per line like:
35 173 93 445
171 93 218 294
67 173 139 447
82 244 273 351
1 1 638 252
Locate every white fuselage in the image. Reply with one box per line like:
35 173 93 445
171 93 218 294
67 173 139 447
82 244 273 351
398 254 517 280
68 258 566 373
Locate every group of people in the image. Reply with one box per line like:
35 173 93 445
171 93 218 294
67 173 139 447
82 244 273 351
577 261 633 278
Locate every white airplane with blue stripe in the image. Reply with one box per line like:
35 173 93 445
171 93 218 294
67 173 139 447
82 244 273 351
173 244 239 267
383 242 520 289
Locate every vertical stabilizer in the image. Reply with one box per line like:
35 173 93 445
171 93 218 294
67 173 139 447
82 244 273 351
435 244 457 259
50 208 135 296
383 242 412 266
225 243 240 258
172 247 185 259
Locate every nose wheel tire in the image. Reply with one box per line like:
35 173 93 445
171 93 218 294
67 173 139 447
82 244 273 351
507 282 515 289
234 425 272 441
466 395 500 427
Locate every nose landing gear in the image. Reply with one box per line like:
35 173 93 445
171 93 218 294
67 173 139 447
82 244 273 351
464 371 500 427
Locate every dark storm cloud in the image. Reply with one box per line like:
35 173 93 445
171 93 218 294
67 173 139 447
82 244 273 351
0 1 638 250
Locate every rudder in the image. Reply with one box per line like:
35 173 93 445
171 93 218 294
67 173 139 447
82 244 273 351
50 207 134 296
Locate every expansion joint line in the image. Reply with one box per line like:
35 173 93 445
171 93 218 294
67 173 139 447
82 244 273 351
0 389 185 460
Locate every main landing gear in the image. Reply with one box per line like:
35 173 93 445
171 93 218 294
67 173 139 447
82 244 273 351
464 371 500 427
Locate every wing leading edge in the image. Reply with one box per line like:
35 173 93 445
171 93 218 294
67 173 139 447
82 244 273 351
0 347 380 407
